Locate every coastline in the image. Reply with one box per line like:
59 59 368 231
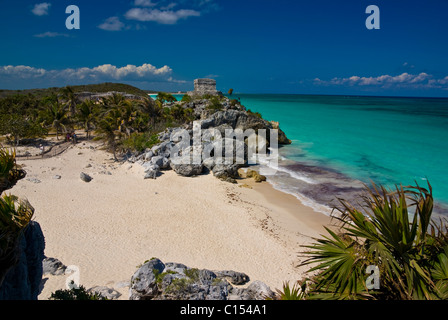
9 139 331 300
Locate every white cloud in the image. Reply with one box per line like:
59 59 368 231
32 3 51 16
125 8 200 24
134 0 157 7
314 73 448 90
98 17 126 31
0 63 174 83
0 65 47 78
34 31 69 38
161 3 177 10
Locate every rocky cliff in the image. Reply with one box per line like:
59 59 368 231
0 221 45 300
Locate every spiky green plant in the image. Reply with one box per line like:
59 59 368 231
0 148 25 194
269 281 308 300
300 182 448 300
0 146 33 287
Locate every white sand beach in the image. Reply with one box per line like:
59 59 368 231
9 139 331 300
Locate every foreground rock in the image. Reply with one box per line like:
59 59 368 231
80 172 93 183
87 286 122 300
171 163 204 177
0 221 45 300
42 257 66 276
129 258 276 300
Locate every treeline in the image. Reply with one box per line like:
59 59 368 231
0 82 149 99
0 86 202 159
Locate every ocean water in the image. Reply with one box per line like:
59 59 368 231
231 94 448 217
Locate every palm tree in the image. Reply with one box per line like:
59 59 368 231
95 115 122 161
0 148 25 193
60 86 78 118
300 182 448 300
137 98 163 129
76 100 96 139
40 100 68 140
102 93 127 111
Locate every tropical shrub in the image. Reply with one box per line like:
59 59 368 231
49 284 107 300
121 132 160 153
300 182 448 300
270 281 308 300
0 147 33 287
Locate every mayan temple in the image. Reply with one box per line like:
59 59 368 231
188 78 222 96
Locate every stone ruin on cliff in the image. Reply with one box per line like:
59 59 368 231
187 78 222 97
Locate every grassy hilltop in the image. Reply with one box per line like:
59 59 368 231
0 82 149 99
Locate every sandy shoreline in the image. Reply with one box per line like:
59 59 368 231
9 139 331 300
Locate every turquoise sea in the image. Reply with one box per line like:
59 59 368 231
151 93 448 216
235 94 448 216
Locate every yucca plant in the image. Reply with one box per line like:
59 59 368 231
0 147 25 194
270 281 309 300
300 182 448 300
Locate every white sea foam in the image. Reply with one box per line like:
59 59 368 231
258 157 317 184
267 179 333 216
255 159 332 216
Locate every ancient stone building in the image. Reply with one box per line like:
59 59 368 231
188 78 222 96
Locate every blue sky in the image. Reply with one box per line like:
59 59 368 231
0 0 447 96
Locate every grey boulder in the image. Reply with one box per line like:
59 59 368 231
129 258 165 300
80 172 92 182
171 163 203 177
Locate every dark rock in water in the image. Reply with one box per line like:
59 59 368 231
0 221 45 300
80 172 92 182
42 257 66 276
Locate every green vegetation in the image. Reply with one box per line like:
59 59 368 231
247 109 262 119
181 94 192 103
206 96 224 112
0 114 47 146
0 82 149 99
0 147 33 286
156 92 177 104
154 269 177 285
49 284 108 300
293 182 448 300
165 278 193 294
121 132 160 153
184 268 200 281
269 281 308 300
0 84 204 158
